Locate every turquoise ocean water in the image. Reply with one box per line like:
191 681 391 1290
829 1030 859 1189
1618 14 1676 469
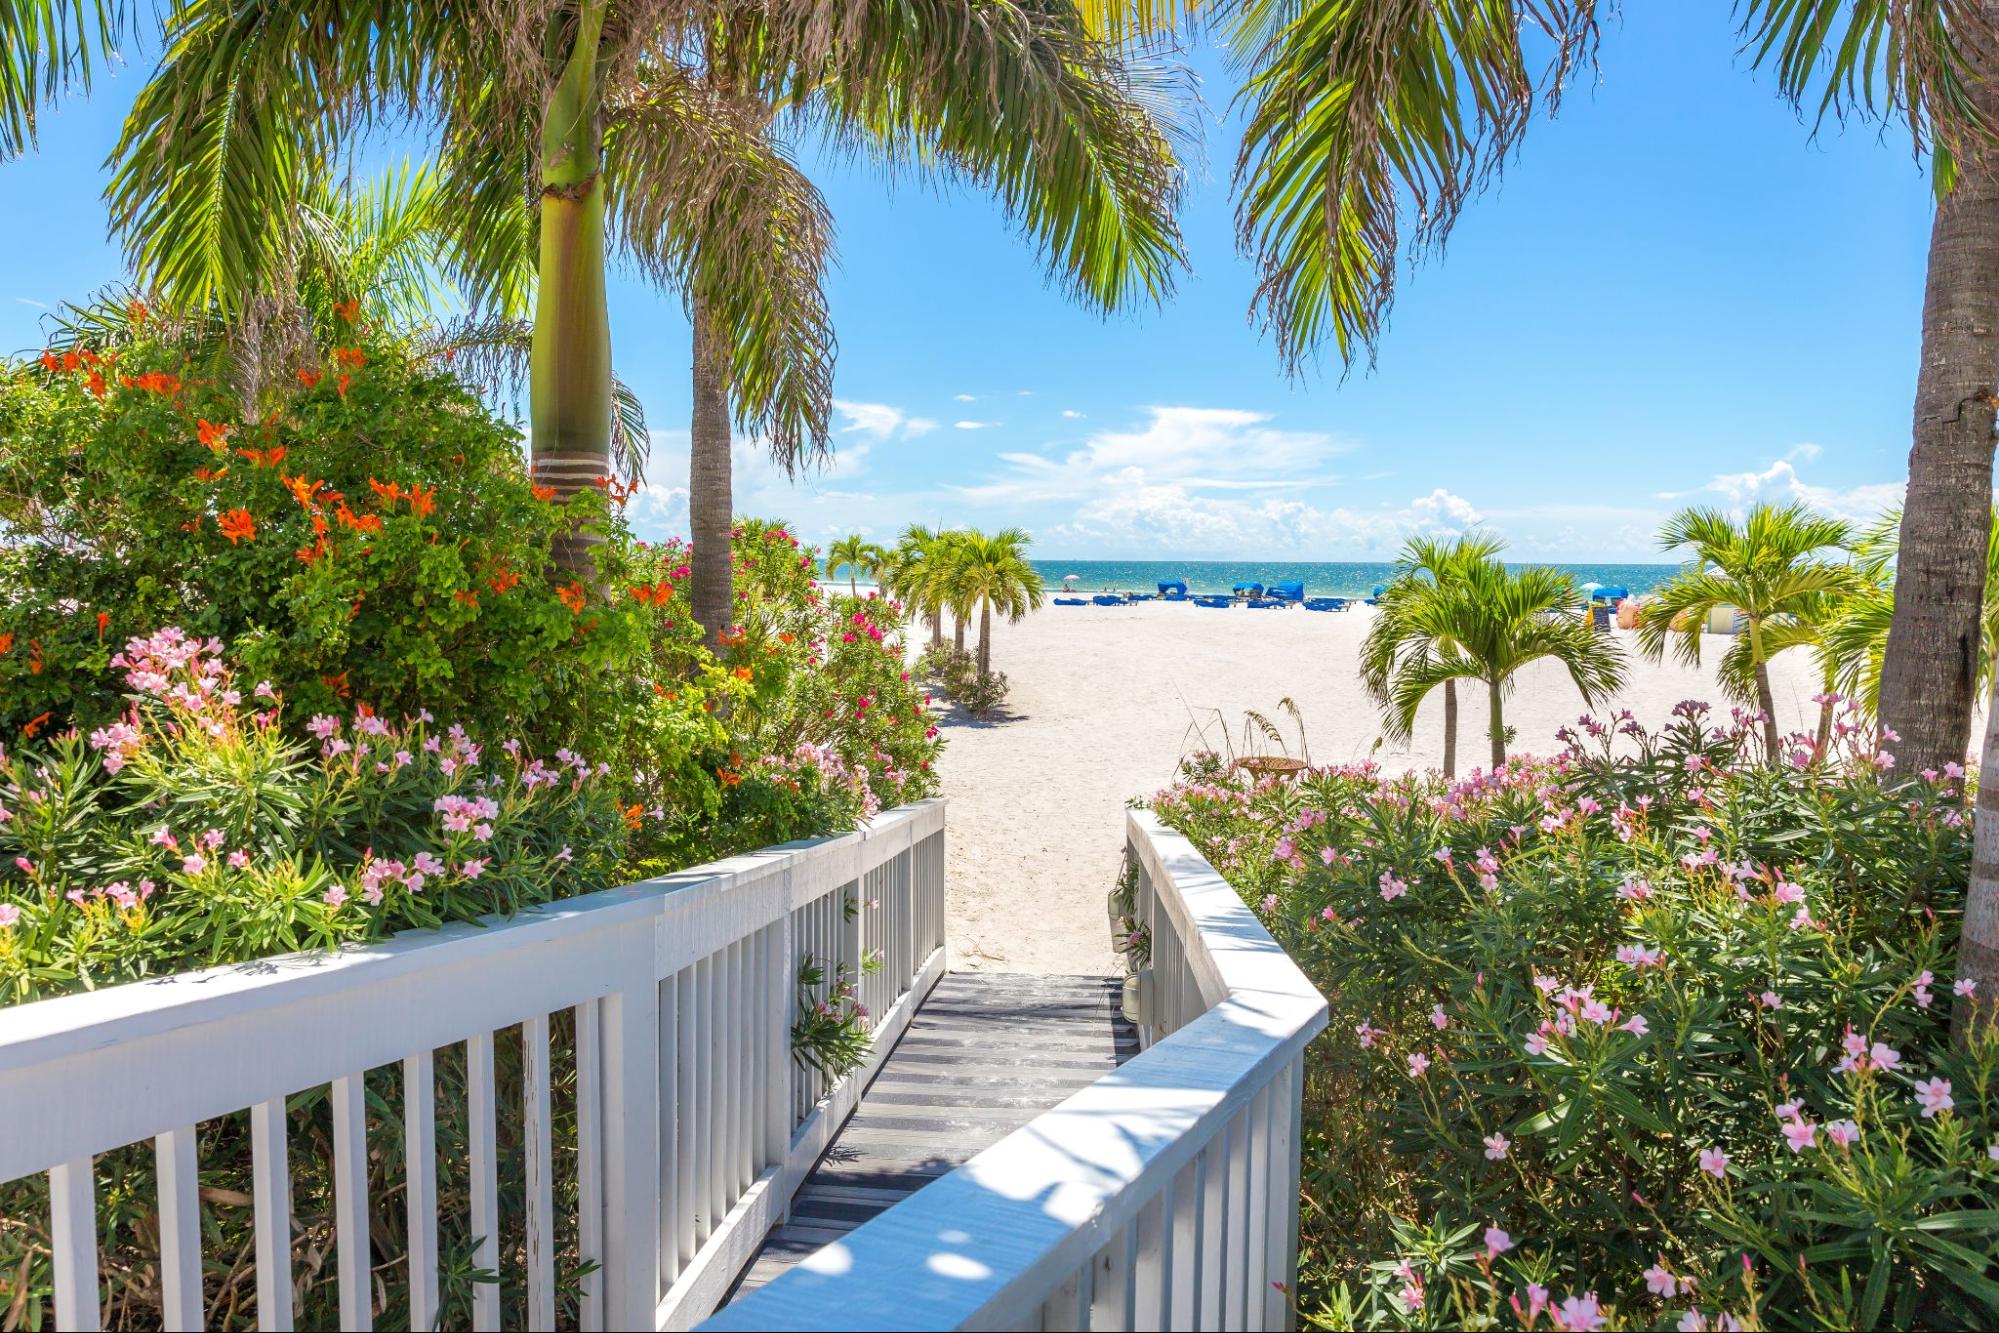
1030 559 1682 598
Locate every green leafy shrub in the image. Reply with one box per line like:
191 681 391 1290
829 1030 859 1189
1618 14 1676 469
0 331 658 751
1150 701 1995 1331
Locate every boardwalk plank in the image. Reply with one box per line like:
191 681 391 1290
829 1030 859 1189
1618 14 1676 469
717 971 1133 1307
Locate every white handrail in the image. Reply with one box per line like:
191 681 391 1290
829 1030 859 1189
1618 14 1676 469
701 807 1327 1332
0 799 948 1333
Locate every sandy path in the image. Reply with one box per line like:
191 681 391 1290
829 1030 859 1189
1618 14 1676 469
930 600 1821 975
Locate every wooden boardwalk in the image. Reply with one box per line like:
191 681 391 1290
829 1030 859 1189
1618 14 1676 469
724 972 1136 1302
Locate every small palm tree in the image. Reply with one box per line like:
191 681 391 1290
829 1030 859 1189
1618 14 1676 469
827 534 884 598
1821 508 1999 736
885 525 950 648
1360 531 1506 778
946 529 1046 678
1378 561 1626 769
1639 503 1861 759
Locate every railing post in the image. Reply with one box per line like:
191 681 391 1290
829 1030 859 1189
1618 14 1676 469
600 941 662 1331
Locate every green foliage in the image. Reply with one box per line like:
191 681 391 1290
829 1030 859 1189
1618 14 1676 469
791 947 880 1084
1152 703 1992 1331
0 329 668 754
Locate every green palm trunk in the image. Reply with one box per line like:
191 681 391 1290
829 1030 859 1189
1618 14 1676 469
1487 677 1506 769
530 1 613 574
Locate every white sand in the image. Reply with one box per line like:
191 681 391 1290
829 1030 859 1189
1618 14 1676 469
931 599 1822 975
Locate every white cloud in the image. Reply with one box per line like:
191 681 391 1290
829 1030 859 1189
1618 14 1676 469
833 399 922 440
952 393 977 402
954 420 998 430
1662 445 1901 522
904 417 939 437
1046 477 1481 557
14 297 45 309
1061 409 1085 419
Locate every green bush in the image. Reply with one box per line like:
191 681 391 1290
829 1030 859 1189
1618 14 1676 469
1151 701 1995 1331
0 331 655 750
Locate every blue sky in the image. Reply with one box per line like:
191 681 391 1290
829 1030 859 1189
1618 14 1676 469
0 3 1932 561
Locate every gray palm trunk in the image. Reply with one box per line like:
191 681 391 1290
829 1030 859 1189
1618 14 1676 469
1747 616 1781 759
689 299 733 649
954 612 966 654
1880 19 1999 775
1441 678 1458 780
1487 677 1506 769
978 601 993 676
1962 665 1999 1037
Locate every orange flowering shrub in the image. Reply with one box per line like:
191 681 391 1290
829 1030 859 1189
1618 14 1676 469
0 334 686 760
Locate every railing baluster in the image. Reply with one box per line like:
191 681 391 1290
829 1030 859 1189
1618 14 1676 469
155 1127 204 1332
466 1031 502 1332
766 919 792 1170
710 947 732 1227
249 1097 295 1330
49 1157 98 1333
1244 1085 1272 1333
599 971 662 1330
1270 1061 1304 1332
1168 1155 1201 1328
1225 1109 1251 1328
523 1013 556 1331
1134 1182 1169 1331
677 963 701 1263
405 1050 440 1333
1199 1133 1225 1329
330 1074 372 1331
658 970 683 1286
575 1001 603 1332
734 936 754 1193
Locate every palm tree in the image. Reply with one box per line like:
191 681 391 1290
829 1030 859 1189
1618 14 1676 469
101 2 836 577
945 528 1046 677
1359 531 1505 778
1078 0 1999 774
827 535 885 599
1823 509 1999 725
1639 503 1861 760
886 526 954 649
1376 561 1625 770
678 4 1186 645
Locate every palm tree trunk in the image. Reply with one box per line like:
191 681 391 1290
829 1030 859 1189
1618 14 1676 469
530 0 611 578
848 573 857 598
1958 661 1999 1041
1441 678 1458 780
1747 618 1781 759
930 612 943 648
689 297 734 647
1879 32 1999 774
953 612 966 654
1488 677 1506 770
978 600 993 676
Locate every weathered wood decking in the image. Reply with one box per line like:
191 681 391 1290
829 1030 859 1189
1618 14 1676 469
724 972 1136 1302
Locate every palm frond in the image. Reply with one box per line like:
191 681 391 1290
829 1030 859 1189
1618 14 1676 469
1 0 139 159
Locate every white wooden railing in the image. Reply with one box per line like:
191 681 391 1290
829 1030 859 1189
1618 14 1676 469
703 808 1328 1332
0 799 947 1333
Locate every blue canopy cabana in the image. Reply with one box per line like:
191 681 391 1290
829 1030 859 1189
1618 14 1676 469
1590 585 1631 604
1266 581 1305 603
1157 579 1187 597
1232 581 1264 597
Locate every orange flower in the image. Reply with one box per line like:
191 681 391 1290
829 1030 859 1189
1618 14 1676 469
193 466 229 483
335 505 381 535
406 484 436 517
120 370 180 396
85 371 107 399
332 299 362 324
531 484 559 502
296 536 329 565
487 567 520 596
96 611 110 640
60 350 81 374
455 589 480 608
26 640 44 675
128 297 150 325
217 509 256 544
732 666 753 682
297 367 321 388
717 766 742 787
21 711 52 740
236 444 287 469
0 632 10 656
282 474 324 509
39 350 59 373
626 579 673 606
332 346 367 368
622 803 645 831
197 419 229 451
557 582 588 614
368 476 404 508
320 672 350 698
336 371 352 398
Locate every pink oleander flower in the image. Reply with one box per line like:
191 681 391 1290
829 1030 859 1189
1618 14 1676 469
1553 1292 1606 1331
324 883 347 908
0 903 19 929
1825 1119 1860 1148
1957 977 1977 997
1484 1133 1510 1160
228 850 250 870
1619 1013 1649 1036
1378 872 1407 902
180 853 207 875
1645 1264 1679 1298
1699 1146 1729 1179
1759 990 1782 1009
459 858 488 880
1524 1029 1551 1056
1915 1077 1954 1118
1431 1003 1450 1030
1781 1119 1818 1153
1484 1226 1513 1258
1407 1052 1430 1077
